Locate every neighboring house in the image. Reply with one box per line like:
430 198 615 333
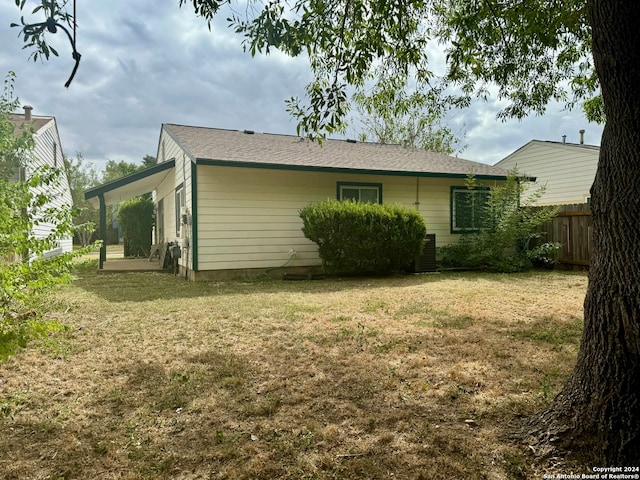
7 106 73 258
86 124 510 280
496 138 599 205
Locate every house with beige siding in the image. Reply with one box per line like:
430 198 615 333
496 139 599 205
7 106 73 258
86 124 510 280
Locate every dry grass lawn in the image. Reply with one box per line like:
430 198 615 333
0 266 591 479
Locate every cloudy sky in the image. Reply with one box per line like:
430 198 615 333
0 1 603 172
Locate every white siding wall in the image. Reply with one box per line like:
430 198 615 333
27 119 73 257
497 142 599 205
195 165 480 272
155 130 193 270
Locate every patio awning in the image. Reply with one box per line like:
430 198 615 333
85 159 175 208
84 159 176 270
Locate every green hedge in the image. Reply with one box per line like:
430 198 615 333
117 197 154 257
299 200 427 275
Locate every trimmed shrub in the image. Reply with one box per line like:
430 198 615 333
299 200 427 275
117 197 154 257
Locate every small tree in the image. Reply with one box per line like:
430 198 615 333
354 73 467 155
117 197 154 257
0 165 88 360
1 167 76 303
64 152 99 246
1 73 96 359
440 173 559 272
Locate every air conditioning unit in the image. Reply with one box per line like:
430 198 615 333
412 234 437 273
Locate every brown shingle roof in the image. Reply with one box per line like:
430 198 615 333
8 113 53 133
163 124 509 179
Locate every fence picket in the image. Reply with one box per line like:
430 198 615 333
534 204 592 268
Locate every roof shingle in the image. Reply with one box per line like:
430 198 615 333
163 123 509 179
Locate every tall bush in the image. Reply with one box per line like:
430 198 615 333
300 199 426 275
117 196 154 257
440 173 558 272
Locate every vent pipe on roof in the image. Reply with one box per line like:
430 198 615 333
579 129 585 145
562 135 567 144
23 105 33 121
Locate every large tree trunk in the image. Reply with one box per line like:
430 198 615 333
524 0 640 463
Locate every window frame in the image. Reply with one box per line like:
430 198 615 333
450 186 490 234
336 182 383 204
175 184 185 237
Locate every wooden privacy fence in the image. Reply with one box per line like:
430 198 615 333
534 203 592 268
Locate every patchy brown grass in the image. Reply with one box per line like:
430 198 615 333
0 267 591 479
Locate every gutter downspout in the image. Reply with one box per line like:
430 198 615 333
99 194 106 269
190 161 198 275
